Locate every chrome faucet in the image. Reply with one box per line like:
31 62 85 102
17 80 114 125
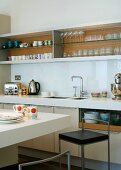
71 75 85 97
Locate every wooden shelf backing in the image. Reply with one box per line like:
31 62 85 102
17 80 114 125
1 22 121 62
79 122 121 132
63 39 121 56
9 46 52 56
10 34 52 42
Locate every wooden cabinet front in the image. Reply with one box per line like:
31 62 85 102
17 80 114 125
53 106 79 156
31 106 54 152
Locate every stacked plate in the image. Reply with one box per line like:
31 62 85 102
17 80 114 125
0 112 23 123
84 111 99 123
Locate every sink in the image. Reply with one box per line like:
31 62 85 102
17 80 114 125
69 97 87 100
47 96 87 100
49 96 68 99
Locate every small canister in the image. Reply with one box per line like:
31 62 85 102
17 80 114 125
47 40 53 45
43 40 48 46
8 41 14 48
27 106 38 119
22 86 28 96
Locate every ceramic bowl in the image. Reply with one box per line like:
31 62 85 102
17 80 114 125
91 92 100 97
100 113 110 122
84 111 99 123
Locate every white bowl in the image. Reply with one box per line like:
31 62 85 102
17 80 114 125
84 111 99 123
100 113 109 122
41 91 50 97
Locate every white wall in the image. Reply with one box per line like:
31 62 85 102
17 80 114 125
1 0 121 97
0 0 121 33
11 60 121 97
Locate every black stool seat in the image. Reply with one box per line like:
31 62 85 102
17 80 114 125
59 127 110 170
59 130 109 145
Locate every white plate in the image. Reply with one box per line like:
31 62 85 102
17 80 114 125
0 117 22 121
0 118 23 124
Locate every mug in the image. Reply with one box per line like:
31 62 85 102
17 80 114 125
38 41 43 46
14 40 21 48
33 41 38 47
27 106 38 119
13 105 25 116
8 41 14 48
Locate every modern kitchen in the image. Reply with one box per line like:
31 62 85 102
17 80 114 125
0 0 121 170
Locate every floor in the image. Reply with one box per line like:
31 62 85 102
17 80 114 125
18 154 92 170
0 155 92 170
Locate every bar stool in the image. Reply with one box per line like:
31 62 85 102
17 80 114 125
18 151 70 170
59 118 110 170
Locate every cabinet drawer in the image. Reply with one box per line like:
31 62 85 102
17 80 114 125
3 104 13 110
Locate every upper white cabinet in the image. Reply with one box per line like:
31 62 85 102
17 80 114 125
0 14 11 35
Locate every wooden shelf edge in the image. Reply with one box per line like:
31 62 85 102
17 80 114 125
79 122 121 132
0 55 121 65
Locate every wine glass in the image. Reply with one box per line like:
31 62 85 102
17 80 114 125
78 31 84 42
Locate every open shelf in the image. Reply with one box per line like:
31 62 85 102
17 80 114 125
55 38 121 46
79 122 121 132
0 22 121 64
0 45 53 51
0 55 121 65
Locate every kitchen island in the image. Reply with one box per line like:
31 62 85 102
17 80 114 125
0 95 121 167
0 110 71 168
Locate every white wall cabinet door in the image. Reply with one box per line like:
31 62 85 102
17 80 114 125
110 133 121 164
31 106 54 152
54 106 79 156
3 103 13 110
17 104 33 148
85 132 121 164
0 14 11 34
85 135 108 162
0 103 4 109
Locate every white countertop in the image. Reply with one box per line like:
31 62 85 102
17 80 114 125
0 110 71 148
0 95 121 111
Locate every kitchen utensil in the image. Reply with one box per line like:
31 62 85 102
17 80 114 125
4 82 21 95
22 86 28 95
100 112 110 121
28 79 40 95
41 91 50 97
13 104 26 117
111 73 121 100
27 106 38 119
91 92 100 97
1 41 8 49
84 111 99 123
14 40 21 48
111 83 121 100
101 91 107 97
7 41 14 48
115 73 121 84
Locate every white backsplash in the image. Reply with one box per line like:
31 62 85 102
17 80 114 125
11 60 121 97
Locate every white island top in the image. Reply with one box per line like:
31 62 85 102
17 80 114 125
0 110 71 149
0 95 121 111
0 109 71 168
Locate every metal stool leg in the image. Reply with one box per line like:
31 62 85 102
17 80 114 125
108 137 110 170
59 138 62 168
67 151 71 170
81 144 85 170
